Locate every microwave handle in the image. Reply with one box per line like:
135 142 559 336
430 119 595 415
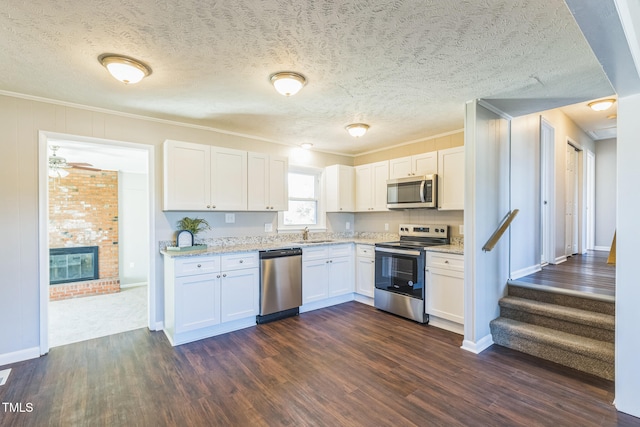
420 180 426 203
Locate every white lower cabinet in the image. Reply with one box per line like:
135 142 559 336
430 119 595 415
356 244 375 298
425 252 464 333
164 252 259 345
302 244 354 306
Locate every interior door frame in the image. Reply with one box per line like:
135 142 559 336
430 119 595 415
540 117 555 265
38 131 156 354
566 137 583 256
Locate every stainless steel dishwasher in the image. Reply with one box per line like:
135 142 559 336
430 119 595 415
256 248 303 324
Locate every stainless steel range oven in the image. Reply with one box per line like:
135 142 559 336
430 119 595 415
375 224 449 323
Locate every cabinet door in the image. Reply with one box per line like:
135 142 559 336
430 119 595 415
175 273 220 333
220 268 259 322
247 152 270 211
355 164 373 212
426 267 464 324
356 256 375 297
412 152 438 176
329 256 354 296
438 147 464 210
268 155 288 211
389 156 412 179
325 165 354 212
371 161 389 211
211 147 247 210
163 140 211 211
302 259 329 303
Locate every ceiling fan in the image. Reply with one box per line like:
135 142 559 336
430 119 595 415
48 145 101 178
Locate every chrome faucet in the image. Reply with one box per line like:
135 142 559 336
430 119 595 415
302 227 309 241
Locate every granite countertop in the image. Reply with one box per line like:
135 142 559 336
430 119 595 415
160 234 396 258
424 244 464 255
160 233 464 258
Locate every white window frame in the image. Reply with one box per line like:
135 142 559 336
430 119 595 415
278 165 326 233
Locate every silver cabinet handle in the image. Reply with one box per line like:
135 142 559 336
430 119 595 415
217 275 221 278
223 273 227 277
239 260 244 263
197 264 201 268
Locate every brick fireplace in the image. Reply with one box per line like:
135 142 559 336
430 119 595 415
49 168 120 301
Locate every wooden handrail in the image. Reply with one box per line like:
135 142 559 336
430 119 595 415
482 209 519 252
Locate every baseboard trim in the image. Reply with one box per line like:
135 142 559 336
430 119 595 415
593 246 611 252
461 334 494 354
0 347 41 368
510 264 541 280
554 255 567 264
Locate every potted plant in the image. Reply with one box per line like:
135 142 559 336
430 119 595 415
174 217 211 249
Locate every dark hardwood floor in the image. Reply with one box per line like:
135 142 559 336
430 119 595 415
514 250 615 297
1 302 637 426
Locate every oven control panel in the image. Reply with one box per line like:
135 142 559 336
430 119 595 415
398 224 449 238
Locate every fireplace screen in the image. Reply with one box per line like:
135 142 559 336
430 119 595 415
49 246 99 285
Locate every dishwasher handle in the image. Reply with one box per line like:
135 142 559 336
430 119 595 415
259 248 303 260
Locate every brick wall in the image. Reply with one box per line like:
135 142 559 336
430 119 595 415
49 168 119 299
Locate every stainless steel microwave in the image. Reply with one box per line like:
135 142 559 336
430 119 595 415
387 174 437 209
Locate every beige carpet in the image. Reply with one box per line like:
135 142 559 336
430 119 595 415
49 285 147 348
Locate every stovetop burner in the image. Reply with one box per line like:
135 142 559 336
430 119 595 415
376 223 450 250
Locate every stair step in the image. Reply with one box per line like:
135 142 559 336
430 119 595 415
507 283 615 315
490 317 614 380
500 296 614 331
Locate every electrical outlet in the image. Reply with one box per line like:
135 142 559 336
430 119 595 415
384 223 389 231
264 223 273 232
459 224 464 235
225 213 235 223
346 221 351 230
129 262 135 269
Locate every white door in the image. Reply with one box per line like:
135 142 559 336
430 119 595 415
565 143 577 256
586 150 596 250
540 118 555 265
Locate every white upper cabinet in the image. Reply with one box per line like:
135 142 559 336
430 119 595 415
389 152 437 179
355 161 389 212
248 153 288 211
211 146 248 211
164 140 212 211
437 146 464 210
325 164 355 212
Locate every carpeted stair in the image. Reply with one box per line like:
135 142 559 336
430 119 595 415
490 283 615 380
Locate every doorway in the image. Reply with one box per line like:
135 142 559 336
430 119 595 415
540 117 555 265
38 132 156 353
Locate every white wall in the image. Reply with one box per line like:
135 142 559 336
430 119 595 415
462 101 510 353
615 93 640 417
509 114 541 278
594 138 616 249
0 93 352 364
539 109 595 263
119 172 149 285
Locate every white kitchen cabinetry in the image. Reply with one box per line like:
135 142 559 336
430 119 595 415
389 152 437 179
355 244 375 298
220 252 260 322
302 244 354 305
163 140 247 211
355 161 389 212
247 153 288 211
426 252 464 333
164 251 259 346
437 146 464 210
325 164 355 212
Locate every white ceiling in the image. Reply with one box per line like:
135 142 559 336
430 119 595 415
1 0 618 155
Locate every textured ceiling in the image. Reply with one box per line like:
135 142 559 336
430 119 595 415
0 0 615 155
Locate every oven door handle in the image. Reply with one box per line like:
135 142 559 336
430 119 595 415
375 247 422 256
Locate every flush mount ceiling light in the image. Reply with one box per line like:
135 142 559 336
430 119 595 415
345 123 370 138
588 99 616 111
270 72 307 96
99 54 152 84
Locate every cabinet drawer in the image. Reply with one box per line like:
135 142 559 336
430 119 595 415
356 244 374 258
329 244 352 258
427 252 464 271
303 245 331 261
174 255 220 277
221 252 259 271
